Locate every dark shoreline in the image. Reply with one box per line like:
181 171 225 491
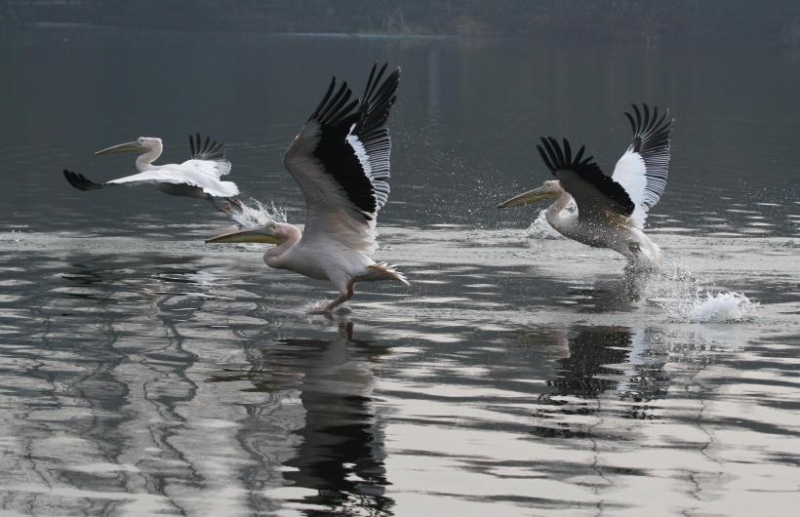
3 1 799 46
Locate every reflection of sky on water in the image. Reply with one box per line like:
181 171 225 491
0 223 798 515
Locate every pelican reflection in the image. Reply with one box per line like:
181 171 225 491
566 268 656 313
231 322 394 516
524 326 671 439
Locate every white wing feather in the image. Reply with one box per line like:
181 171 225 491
611 151 649 226
180 158 232 178
283 65 400 255
611 105 673 228
284 121 379 254
107 164 239 198
184 133 232 177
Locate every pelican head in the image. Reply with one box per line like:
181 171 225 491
95 136 163 156
205 221 295 245
498 180 563 209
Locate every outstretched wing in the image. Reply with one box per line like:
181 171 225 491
283 63 400 254
611 104 673 228
63 165 239 198
537 137 634 220
180 133 233 178
64 133 238 198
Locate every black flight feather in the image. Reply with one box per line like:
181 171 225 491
305 63 400 220
189 133 225 161
622 103 672 211
63 169 109 191
536 137 635 216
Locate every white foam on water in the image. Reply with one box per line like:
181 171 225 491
687 291 759 322
668 289 759 323
647 264 759 323
232 199 287 228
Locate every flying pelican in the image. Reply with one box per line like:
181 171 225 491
206 64 408 313
63 134 242 215
499 104 673 268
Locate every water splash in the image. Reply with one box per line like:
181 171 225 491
525 210 564 240
232 199 287 228
661 262 696 283
670 290 759 323
689 291 759 322
650 265 758 323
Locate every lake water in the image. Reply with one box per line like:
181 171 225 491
1 28 800 516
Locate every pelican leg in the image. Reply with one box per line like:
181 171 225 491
208 197 228 214
312 282 355 314
221 197 244 215
227 197 244 211
208 197 243 216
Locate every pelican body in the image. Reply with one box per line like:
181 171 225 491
64 134 242 215
500 105 673 268
207 64 408 313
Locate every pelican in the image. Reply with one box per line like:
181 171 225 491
499 104 673 268
206 64 408 313
63 134 242 215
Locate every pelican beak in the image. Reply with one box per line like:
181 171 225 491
498 186 558 209
94 141 146 156
205 226 281 244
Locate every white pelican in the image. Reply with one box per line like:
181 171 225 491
499 104 673 268
206 64 408 314
63 134 242 215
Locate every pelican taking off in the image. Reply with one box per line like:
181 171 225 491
207 64 408 313
63 134 242 215
499 104 673 268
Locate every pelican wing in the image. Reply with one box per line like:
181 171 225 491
63 165 239 198
537 137 635 220
283 64 400 254
611 104 673 228
180 133 233 178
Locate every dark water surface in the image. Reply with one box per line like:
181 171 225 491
1 29 800 516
